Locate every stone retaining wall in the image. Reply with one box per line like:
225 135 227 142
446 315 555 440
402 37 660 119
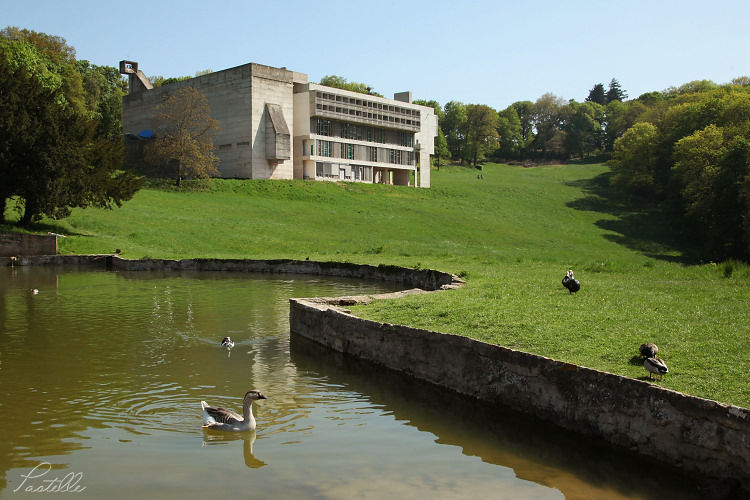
0 233 57 257
5 255 458 292
289 297 750 495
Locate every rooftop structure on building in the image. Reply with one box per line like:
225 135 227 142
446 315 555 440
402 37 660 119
120 60 437 188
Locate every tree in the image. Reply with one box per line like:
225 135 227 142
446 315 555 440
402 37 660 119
77 60 127 139
442 101 468 163
608 122 660 198
563 100 603 159
606 78 628 103
586 83 606 105
464 104 499 167
530 93 566 158
496 105 523 159
145 87 220 186
0 29 142 225
511 101 535 158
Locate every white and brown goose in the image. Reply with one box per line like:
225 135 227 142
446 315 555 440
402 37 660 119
201 390 267 432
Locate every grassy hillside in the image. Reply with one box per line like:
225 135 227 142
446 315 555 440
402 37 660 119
4 163 749 407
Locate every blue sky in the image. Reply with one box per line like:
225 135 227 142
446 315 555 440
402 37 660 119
4 0 749 109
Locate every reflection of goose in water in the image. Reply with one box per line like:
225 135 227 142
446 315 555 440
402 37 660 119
202 429 266 468
201 390 267 432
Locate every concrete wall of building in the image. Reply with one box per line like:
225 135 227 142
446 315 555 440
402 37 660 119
0 233 57 257
293 87 311 180
250 65 294 180
289 296 750 494
122 64 255 178
415 106 437 188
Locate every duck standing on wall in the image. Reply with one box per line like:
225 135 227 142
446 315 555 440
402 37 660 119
201 390 267 432
562 269 581 293
644 357 668 381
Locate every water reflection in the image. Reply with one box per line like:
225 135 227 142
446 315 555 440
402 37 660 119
202 429 266 468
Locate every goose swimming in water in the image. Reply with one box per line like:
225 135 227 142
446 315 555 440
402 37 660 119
644 357 668 381
201 390 267 432
220 337 235 349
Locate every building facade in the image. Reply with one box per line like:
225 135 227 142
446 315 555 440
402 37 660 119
121 61 436 187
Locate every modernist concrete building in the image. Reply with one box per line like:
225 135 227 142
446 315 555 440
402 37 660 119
121 61 437 188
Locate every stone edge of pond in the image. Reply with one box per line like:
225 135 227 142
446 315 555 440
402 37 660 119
288 301 750 496
7 254 748 494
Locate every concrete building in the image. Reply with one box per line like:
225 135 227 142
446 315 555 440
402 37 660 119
121 60 436 187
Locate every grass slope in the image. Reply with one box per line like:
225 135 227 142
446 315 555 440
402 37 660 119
4 164 749 407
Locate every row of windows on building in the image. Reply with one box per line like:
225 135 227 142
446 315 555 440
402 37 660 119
314 119 414 147
314 91 420 117
315 162 373 182
311 139 415 166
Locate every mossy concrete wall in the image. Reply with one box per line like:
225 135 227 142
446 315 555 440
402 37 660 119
0 233 57 257
289 297 750 495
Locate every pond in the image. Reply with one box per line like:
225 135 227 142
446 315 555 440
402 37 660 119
0 266 703 499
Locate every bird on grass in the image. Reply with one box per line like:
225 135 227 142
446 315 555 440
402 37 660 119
201 390 267 432
644 357 668 381
220 336 235 349
562 269 581 293
639 343 659 358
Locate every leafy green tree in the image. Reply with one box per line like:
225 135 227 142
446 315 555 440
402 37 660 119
608 122 660 198
77 60 127 139
586 83 606 105
563 100 604 159
530 93 566 158
0 29 142 225
442 101 468 163
496 105 523 159
145 87 220 186
606 78 628 103
511 101 535 158
319 75 382 97
464 104 499 167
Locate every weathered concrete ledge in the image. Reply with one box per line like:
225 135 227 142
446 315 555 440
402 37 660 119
289 296 750 495
5 254 461 291
0 233 57 257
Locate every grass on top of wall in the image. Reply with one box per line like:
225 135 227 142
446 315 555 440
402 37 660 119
3 163 750 407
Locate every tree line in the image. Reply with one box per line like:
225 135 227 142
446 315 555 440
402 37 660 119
409 78 750 260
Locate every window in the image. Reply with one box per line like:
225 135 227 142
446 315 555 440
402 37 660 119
317 140 332 157
316 119 332 136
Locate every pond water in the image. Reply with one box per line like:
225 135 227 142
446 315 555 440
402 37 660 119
0 266 703 499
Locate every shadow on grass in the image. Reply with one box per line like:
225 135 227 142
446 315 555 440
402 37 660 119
566 172 697 264
628 355 644 366
0 221 90 238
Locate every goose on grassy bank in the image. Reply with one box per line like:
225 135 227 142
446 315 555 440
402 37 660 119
562 269 580 294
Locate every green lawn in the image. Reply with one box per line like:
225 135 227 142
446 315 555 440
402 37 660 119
4 163 749 407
